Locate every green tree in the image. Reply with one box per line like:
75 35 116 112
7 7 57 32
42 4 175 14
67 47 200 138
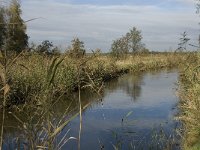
127 27 143 53
110 27 145 57
111 40 121 58
5 0 28 53
111 36 128 58
68 38 85 58
36 40 54 54
0 7 6 50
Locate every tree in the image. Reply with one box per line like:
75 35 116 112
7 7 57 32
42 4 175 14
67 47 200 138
111 39 121 58
111 36 128 58
51 46 61 55
0 7 6 50
195 1 200 49
127 27 143 53
177 31 190 51
68 38 85 58
36 40 54 54
138 46 149 54
5 0 28 53
197 0 200 14
110 27 145 57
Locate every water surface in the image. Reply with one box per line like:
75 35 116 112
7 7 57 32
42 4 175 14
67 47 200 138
2 70 180 149
64 70 180 149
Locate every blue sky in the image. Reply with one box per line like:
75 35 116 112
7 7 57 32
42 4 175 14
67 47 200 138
20 0 199 52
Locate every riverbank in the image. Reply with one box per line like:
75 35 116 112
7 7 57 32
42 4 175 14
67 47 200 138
0 52 187 107
0 52 193 149
178 53 200 150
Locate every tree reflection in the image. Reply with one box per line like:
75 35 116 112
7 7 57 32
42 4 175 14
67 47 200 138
106 73 145 102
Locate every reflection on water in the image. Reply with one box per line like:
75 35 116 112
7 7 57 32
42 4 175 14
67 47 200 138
1 70 180 150
106 72 144 102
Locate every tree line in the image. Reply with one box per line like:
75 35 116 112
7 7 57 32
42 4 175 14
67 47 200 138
0 0 149 58
30 38 86 58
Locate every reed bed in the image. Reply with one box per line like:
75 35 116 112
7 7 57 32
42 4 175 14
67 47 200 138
0 52 187 106
178 52 200 150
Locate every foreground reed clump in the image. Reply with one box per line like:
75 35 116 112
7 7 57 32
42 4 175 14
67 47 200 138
178 52 200 150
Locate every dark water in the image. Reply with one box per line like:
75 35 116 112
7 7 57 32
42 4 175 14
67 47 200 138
2 70 180 150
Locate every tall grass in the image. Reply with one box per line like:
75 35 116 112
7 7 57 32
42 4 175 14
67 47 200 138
0 50 25 150
178 52 200 150
1 52 187 106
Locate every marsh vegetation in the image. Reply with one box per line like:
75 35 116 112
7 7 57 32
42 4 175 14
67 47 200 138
0 0 200 150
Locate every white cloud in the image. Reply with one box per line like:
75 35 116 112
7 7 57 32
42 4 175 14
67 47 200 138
21 0 199 52
174 0 195 5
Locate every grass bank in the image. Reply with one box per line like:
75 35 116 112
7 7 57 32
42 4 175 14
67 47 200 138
178 52 200 150
0 52 190 149
0 52 187 107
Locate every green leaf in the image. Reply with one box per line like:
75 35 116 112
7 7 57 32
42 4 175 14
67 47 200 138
46 57 65 87
48 58 64 87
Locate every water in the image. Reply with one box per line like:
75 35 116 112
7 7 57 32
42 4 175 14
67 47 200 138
2 70 180 150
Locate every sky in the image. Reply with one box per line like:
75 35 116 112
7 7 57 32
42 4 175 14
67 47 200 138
18 0 200 52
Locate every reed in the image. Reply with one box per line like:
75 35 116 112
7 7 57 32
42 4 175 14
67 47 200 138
0 52 187 106
0 49 25 150
178 52 200 149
